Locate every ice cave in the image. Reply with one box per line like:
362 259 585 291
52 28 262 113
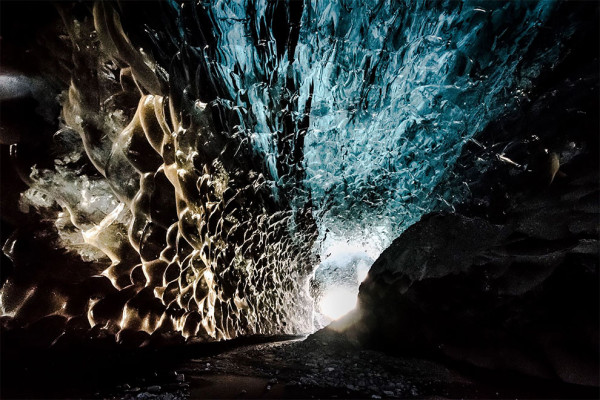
1 0 598 398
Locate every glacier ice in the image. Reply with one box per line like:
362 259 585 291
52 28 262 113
203 0 558 256
1 0 570 342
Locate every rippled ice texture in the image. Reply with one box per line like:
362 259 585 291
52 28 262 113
5 0 565 339
207 0 557 254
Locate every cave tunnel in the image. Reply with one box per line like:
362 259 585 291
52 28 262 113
0 0 598 398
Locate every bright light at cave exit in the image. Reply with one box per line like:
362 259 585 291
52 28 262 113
316 240 378 320
319 287 357 320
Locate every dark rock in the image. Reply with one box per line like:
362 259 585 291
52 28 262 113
136 393 156 400
147 385 161 393
343 167 599 386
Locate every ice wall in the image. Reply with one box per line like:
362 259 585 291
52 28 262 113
204 0 558 254
1 0 568 342
2 2 318 343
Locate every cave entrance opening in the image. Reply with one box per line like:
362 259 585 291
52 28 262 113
310 241 374 329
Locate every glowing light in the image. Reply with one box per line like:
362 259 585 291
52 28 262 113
319 287 357 320
322 240 381 263
357 265 369 283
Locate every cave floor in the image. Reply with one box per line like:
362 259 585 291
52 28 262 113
103 330 595 400
2 330 597 399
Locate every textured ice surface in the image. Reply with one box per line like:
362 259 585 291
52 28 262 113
205 0 557 254
6 3 317 341
2 0 568 340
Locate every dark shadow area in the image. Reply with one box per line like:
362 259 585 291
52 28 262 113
1 334 302 399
